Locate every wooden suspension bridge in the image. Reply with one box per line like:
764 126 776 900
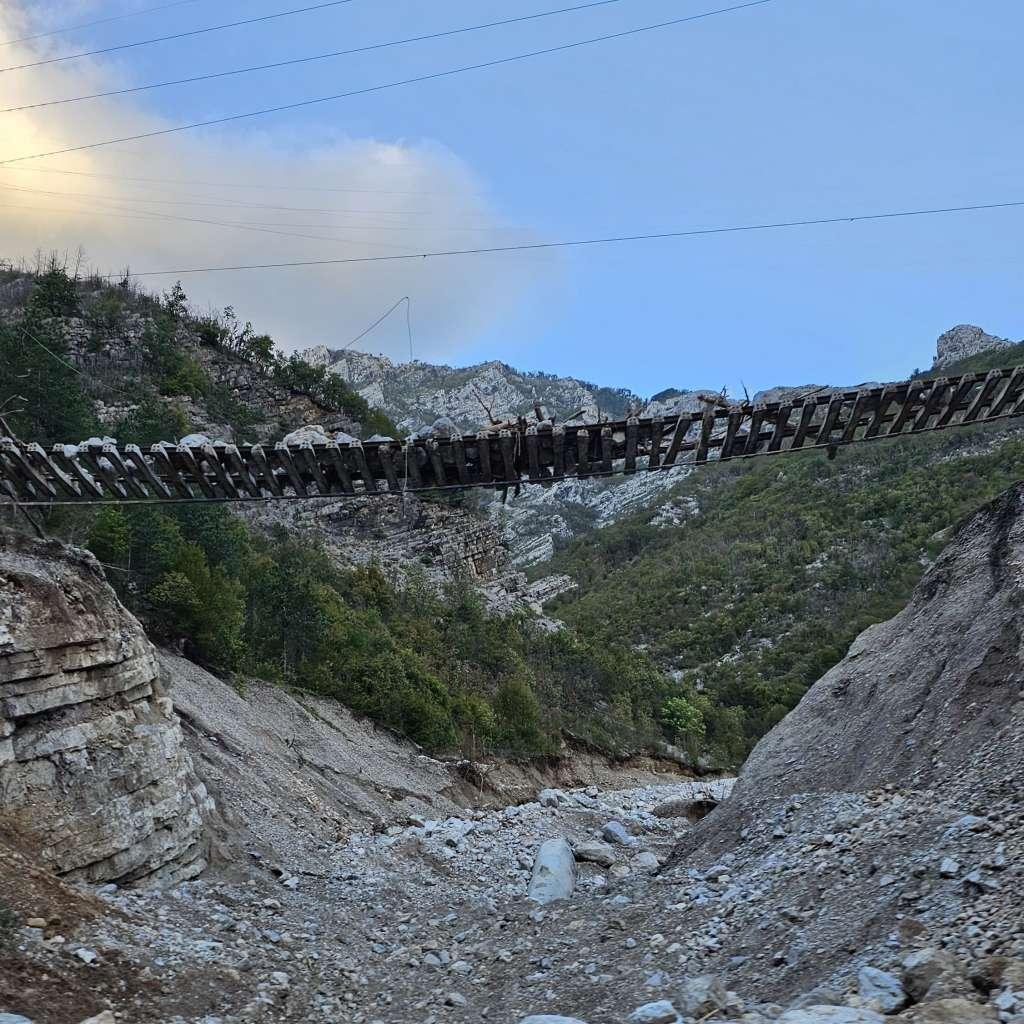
3 366 1024 507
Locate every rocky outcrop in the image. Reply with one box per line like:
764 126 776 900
301 347 642 434
0 530 211 887
933 324 1014 369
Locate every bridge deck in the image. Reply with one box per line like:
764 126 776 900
3 367 1024 505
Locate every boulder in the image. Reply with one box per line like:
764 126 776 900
573 841 617 868
902 949 965 1002
518 1017 590 1024
894 998 998 1022
676 975 729 1017
857 966 907 1013
627 1000 679 1023
527 839 577 904
778 1009 885 1023
601 820 637 846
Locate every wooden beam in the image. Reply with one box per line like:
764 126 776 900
476 431 494 484
624 417 638 474
451 435 472 486
150 444 194 499
551 426 565 479
695 406 715 464
273 443 307 497
249 445 283 497
600 426 613 475
663 414 692 467
296 444 331 496
376 444 402 493
768 405 791 452
647 416 663 470
202 444 241 499
525 427 542 482
575 428 591 478
864 386 896 438
323 443 355 495
28 444 80 499
963 369 1005 422
426 439 446 489
499 430 518 484
222 445 262 498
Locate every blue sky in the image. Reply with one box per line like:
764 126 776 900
4 0 1023 397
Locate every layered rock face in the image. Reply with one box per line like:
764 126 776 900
0 530 211 886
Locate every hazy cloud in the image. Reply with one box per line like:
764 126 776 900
0 2 555 360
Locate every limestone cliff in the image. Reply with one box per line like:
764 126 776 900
0 530 212 887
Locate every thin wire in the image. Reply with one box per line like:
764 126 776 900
0 165 445 197
0 1 776 165
341 295 411 352
0 0 359 73
2 1 206 47
2 0 631 112
17 326 137 398
89 198 1024 279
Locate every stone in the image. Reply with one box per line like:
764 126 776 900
777 1009 885 1023
601 821 637 846
857 966 908 1013
78 1014 116 1024
0 1016 35 1024
676 975 729 1017
573 842 617 868
902 949 964 1001
518 1018 590 1024
538 789 563 808
894 998 998 1022
527 839 577 904
632 851 660 870
938 858 960 878
933 325 1011 369
628 1000 679 1023
74 948 98 964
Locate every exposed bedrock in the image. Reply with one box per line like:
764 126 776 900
0 529 212 887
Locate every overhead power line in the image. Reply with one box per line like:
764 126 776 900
1 1 206 47
0 165 448 197
99 199 1024 279
0 0 357 73
0 1 776 165
2 0 631 112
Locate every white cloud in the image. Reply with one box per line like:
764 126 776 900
0 3 556 360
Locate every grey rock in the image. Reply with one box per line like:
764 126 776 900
939 857 960 877
933 324 1012 369
573 841 617 868
0 1015 35 1024
518 1018 590 1024
857 966 907 1013
627 1000 679 1023
901 948 964 1001
601 820 637 846
677 975 729 1017
527 838 577 904
777 1009 885 1023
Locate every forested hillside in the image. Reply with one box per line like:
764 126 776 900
0 263 672 760
546 413 1024 761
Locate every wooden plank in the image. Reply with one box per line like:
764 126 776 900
663 413 693 467
720 410 744 460
813 397 845 447
525 427 542 482
249 445 283 497
551 426 566 479
323 443 355 495
173 446 217 498
376 444 402 493
50 446 103 498
222 445 261 498
425 439 446 489
647 416 663 470
101 444 148 499
273 443 307 497
936 376 978 427
451 436 472 486
476 431 494 484
79 445 129 499
742 407 767 455
404 443 424 490
1 441 56 499
575 428 591 478
790 402 819 450
28 444 80 499
296 444 331 496
864 386 896 438
600 426 613 475
695 407 715 463
768 405 792 452
150 444 194 499
840 393 872 444
349 441 378 494
624 417 639 474
890 383 927 434
912 378 950 431
202 444 241 499
988 366 1024 417
499 430 518 484
963 369 1005 422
